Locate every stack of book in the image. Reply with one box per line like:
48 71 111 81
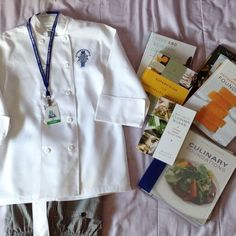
136 32 236 225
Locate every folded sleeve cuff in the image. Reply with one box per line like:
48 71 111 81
95 95 149 127
0 115 10 144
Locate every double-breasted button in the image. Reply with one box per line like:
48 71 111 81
43 146 52 154
67 117 74 123
39 38 46 44
64 61 70 68
65 89 72 96
62 36 68 42
68 144 75 152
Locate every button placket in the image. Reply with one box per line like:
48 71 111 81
38 34 80 195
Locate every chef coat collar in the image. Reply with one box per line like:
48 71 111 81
30 12 69 37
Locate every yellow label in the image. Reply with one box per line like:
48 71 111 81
141 69 189 104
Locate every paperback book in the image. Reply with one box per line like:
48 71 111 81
185 59 236 147
139 130 236 225
137 32 197 77
189 44 236 97
137 97 196 165
148 52 197 89
141 53 197 104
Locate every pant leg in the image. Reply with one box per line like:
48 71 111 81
4 203 33 236
3 198 102 236
47 197 102 236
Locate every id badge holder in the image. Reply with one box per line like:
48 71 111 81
44 98 61 125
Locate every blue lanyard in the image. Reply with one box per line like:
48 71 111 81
27 11 59 101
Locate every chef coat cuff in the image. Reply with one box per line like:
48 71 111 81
0 115 10 144
95 95 149 127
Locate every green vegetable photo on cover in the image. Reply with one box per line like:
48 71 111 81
165 159 217 205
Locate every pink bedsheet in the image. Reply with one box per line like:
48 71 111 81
1 0 236 235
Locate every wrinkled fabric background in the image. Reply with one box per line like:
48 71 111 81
1 0 236 235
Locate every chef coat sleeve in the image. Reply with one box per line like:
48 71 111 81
0 40 10 144
0 90 10 145
95 31 149 128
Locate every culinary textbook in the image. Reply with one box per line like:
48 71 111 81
136 97 196 165
185 59 236 147
189 45 236 97
139 130 236 225
141 53 197 104
137 32 196 77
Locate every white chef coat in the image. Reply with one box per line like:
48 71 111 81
0 13 149 205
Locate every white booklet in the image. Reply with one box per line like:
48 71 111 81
137 97 196 165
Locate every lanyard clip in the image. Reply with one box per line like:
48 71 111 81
47 96 52 106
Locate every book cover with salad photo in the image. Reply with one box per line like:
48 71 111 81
139 130 236 225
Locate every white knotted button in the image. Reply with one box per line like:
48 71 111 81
68 144 75 152
64 89 72 96
43 146 52 154
67 117 74 123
